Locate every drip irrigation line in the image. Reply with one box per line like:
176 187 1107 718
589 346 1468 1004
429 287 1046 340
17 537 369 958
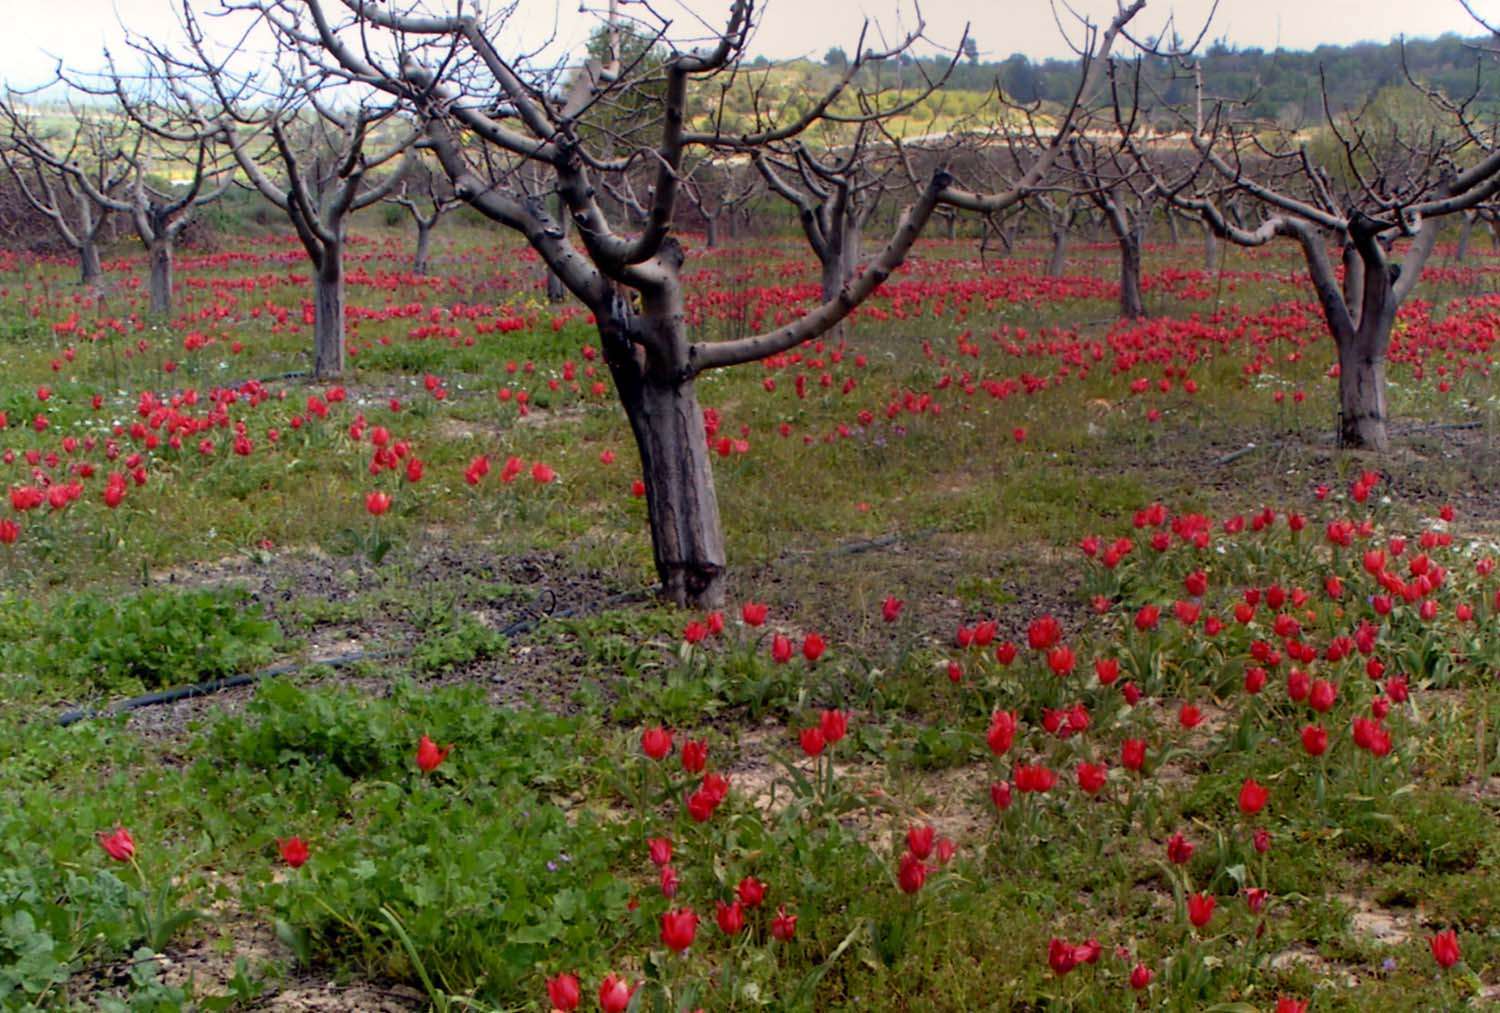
52 526 925 728
54 587 653 728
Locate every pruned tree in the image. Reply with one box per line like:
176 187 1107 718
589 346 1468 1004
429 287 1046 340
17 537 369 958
0 96 130 287
389 158 461 274
134 5 416 377
681 157 759 249
230 0 1141 606
754 126 893 302
1130 52 1500 449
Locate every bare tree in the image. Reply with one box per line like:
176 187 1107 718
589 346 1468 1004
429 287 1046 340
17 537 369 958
1128 52 1500 449
0 96 130 287
388 158 460 275
754 127 892 302
132 6 415 377
233 0 1140 606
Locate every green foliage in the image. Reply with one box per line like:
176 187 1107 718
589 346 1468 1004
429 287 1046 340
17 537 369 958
0 588 282 696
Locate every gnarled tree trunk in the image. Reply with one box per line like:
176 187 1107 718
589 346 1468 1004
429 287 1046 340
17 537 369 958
414 220 433 275
79 240 104 288
704 213 719 249
601 307 726 608
148 239 173 316
1118 232 1145 319
314 252 346 380
1047 224 1069 277
1337 318 1391 451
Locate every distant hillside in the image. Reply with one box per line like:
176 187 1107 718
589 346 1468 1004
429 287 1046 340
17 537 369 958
889 32 1499 126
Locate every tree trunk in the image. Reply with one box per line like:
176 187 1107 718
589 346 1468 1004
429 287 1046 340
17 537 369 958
148 239 173 316
820 253 843 304
1047 225 1069 277
1166 210 1180 245
1454 212 1474 263
79 241 103 288
314 256 346 380
944 212 957 240
602 313 726 608
1337 317 1391 451
704 213 719 249
545 195 569 303
1203 222 1218 272
414 221 433 275
1119 234 1145 319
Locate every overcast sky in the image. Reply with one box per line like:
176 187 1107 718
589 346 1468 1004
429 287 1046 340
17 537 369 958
3 0 1493 89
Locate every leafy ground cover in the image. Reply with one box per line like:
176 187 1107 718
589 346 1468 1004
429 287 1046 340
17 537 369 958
0 223 1496 1011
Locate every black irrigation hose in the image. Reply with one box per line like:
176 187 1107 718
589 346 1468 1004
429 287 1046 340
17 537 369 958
53 588 654 728
53 528 923 728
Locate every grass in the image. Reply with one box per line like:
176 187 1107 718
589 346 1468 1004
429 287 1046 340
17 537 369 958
0 217 1496 1010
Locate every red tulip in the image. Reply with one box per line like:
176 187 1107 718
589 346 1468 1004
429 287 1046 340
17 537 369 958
1275 999 1308 1013
416 735 452 773
680 739 708 773
736 875 767 907
1075 762 1108 794
1178 703 1202 729
1300 724 1328 757
641 726 673 760
801 633 826 662
741 602 768 626
715 900 746 934
1308 679 1337 713
546 972 581 1011
1430 929 1461 968
770 905 798 941
770 633 793 664
989 780 1013 811
659 907 699 952
897 851 927 893
798 727 826 757
647 837 672 867
1094 657 1120 685
1129 963 1154 989
1047 937 1077 976
819 709 849 744
1121 738 1146 772
1238 778 1269 815
597 974 637 1013
1187 892 1216 928
1026 614 1061 651
1166 832 1194 865
365 491 392 516
881 596 904 622
986 710 1017 755
97 825 136 862
277 836 310 868
906 824 935 860
1245 887 1269 914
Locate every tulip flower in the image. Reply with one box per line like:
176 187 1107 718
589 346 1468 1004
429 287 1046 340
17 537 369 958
897 852 927 893
1238 778 1269 815
1121 739 1147 771
647 837 672 867
741 602 768 626
277 836 310 869
1187 892 1216 928
801 633 826 662
770 633 793 664
1300 724 1329 757
660 907 699 952
641 726 673 760
97 825 136 862
1430 929 1460 968
546 973 581 1011
736 876 766 908
819 709 848 744
1166 832 1194 865
770 905 797 941
416 735 452 773
680 739 708 774
1075 762 1107 794
906 825 935 860
597 975 636 1013
1130 963 1154 989
881 596 904 622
